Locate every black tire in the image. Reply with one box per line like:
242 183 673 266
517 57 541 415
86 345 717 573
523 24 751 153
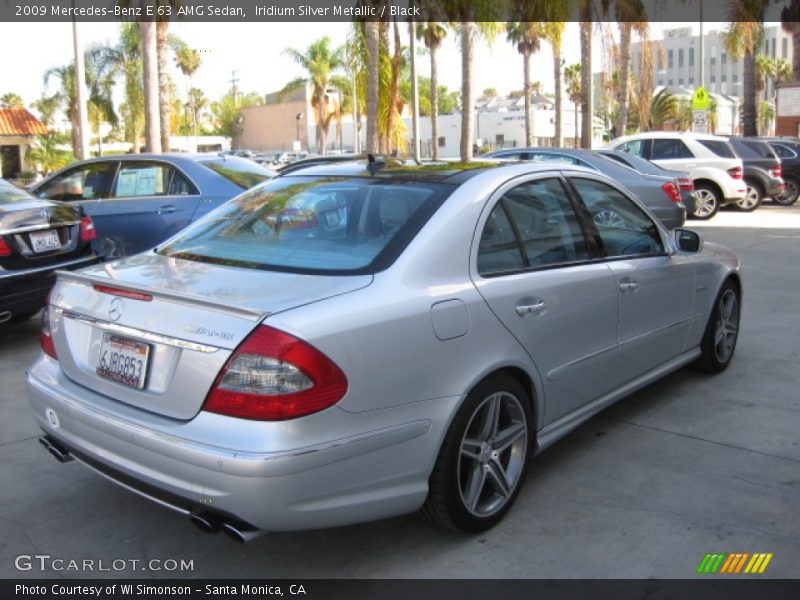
692 184 721 220
695 280 741 374
736 180 763 212
420 374 532 533
774 177 799 206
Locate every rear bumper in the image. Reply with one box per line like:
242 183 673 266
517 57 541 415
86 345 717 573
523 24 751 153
26 355 458 531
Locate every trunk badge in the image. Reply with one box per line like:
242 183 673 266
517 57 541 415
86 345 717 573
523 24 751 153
108 297 124 322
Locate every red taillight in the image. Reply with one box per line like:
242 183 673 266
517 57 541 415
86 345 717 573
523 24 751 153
80 216 96 241
727 166 743 180
93 284 153 301
677 177 694 192
661 181 682 204
40 291 57 360
0 237 10 257
770 166 782 179
203 325 348 421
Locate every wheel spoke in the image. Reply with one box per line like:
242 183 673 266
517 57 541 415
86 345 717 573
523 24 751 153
492 422 526 453
714 323 725 347
463 465 487 512
460 438 482 463
477 394 502 441
486 460 512 498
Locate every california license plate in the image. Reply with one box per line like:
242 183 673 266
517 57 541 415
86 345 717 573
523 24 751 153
96 334 150 389
30 229 61 253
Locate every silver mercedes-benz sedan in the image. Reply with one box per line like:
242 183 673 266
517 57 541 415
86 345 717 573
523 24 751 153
27 159 741 540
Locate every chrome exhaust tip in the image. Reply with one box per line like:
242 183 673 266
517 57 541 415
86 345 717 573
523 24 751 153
38 436 74 463
222 521 265 544
0 311 11 324
189 511 225 534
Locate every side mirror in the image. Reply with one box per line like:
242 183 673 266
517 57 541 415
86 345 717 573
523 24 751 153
674 228 703 253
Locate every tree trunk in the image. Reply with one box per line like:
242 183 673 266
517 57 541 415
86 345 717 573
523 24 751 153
460 22 475 162
579 20 592 148
365 21 380 154
615 23 632 138
574 100 579 148
553 46 562 147
318 97 327 155
140 21 161 153
743 49 758 136
523 49 532 147
430 45 440 160
794 28 800 81
157 19 170 153
386 20 402 155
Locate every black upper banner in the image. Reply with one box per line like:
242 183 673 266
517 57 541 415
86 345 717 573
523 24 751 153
0 0 798 23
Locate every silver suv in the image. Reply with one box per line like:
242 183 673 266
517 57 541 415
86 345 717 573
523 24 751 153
605 133 746 219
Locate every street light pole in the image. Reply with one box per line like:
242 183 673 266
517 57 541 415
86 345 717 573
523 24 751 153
295 112 302 149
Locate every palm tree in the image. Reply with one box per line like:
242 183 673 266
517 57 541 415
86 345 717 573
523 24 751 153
280 37 345 156
187 88 207 138
31 93 62 128
613 0 648 138
755 54 775 96
506 22 542 147
647 88 678 131
156 17 172 153
139 20 161 152
773 58 792 87
417 22 447 159
542 21 566 147
174 44 202 138
43 65 80 155
724 2 769 137
365 21 380 154
565 63 581 148
0 93 24 109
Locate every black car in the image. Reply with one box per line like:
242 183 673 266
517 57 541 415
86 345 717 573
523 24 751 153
726 137 784 211
757 137 800 205
0 179 100 323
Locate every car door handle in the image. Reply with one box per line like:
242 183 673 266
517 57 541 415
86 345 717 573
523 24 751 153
619 279 640 293
157 205 176 214
515 300 547 317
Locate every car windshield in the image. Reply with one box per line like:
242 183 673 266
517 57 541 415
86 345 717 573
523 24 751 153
158 176 450 274
199 157 275 189
0 180 33 203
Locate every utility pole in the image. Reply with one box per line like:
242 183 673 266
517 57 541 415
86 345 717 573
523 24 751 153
72 7 90 160
698 1 705 90
230 70 240 105
409 21 420 163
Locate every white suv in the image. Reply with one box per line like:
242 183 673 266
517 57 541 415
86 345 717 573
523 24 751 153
605 132 746 219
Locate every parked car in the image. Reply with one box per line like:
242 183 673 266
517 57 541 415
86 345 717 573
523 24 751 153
758 137 800 205
276 153 365 175
482 147 688 229
724 137 784 211
0 178 100 323
29 159 741 538
593 149 697 215
605 132 746 219
30 154 276 258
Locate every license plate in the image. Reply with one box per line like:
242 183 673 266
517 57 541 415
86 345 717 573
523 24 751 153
96 333 150 390
30 229 61 253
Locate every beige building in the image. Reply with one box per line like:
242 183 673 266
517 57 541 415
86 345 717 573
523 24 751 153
0 108 47 179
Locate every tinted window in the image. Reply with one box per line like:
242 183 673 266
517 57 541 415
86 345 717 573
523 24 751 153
114 162 173 198
570 178 664 258
35 162 117 201
168 170 198 195
477 178 590 276
530 153 582 166
200 158 275 189
617 140 645 157
772 143 797 159
159 177 448 274
738 140 776 159
697 140 737 158
652 139 695 160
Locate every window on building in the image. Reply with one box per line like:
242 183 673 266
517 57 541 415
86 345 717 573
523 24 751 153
722 52 727 65
679 78 684 85
783 38 789 59
689 77 695 85
710 56 716 66
679 49 684 67
495 134 505 146
733 74 739 84
772 38 777 58
710 74 716 83
668 49 674 69
658 79 664 86
668 79 674 86
721 74 727 82
438 137 445 148
689 47 695 66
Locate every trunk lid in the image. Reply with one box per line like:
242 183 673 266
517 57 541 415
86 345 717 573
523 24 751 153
49 253 372 419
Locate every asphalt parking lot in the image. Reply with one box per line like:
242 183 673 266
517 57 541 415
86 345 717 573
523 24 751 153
1 205 799 580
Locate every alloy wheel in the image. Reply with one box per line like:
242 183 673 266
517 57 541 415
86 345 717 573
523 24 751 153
713 289 739 364
694 189 718 218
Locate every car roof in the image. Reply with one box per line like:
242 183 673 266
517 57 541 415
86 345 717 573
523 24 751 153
277 157 596 184
612 132 732 142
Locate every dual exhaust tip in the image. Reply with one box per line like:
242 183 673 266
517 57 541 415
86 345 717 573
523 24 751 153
38 435 263 543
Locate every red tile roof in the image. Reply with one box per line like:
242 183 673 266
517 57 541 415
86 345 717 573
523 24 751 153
0 109 47 136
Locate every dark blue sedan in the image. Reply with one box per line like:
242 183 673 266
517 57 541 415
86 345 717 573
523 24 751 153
30 154 275 258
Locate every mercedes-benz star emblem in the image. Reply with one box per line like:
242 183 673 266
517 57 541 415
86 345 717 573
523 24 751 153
108 297 124 322
40 208 49 221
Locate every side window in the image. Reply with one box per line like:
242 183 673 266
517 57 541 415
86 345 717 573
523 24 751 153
477 204 524 276
477 178 590 276
113 162 173 198
618 140 644 157
773 143 795 159
168 170 198 195
530 153 580 165
35 162 117 201
570 178 664 258
652 139 695 160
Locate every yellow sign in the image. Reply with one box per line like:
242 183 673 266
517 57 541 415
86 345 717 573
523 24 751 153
692 87 711 111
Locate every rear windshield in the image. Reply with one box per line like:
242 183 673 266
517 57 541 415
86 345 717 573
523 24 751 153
0 181 32 203
158 176 451 274
199 157 275 189
698 140 737 158
736 140 777 159
771 143 797 158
